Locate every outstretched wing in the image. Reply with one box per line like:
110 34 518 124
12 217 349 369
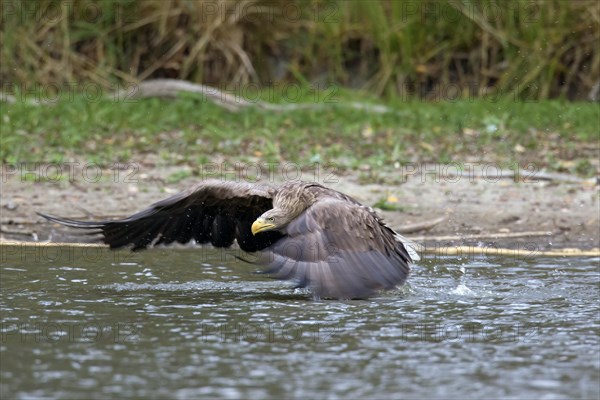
258 199 413 299
39 180 283 252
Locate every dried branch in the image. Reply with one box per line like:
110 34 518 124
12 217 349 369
411 230 554 242
116 79 399 114
396 216 446 233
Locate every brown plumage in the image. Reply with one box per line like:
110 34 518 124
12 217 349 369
38 180 420 299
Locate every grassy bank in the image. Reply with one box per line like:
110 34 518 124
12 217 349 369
2 90 598 177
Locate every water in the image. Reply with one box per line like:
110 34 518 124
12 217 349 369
1 245 598 399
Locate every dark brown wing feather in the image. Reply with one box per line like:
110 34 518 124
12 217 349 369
258 198 412 299
38 180 283 252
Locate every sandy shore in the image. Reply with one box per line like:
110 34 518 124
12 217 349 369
1 163 598 252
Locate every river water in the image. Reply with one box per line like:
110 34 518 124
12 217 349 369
1 244 598 399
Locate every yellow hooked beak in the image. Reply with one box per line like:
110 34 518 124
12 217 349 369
251 218 275 235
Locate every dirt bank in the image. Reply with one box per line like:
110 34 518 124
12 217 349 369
1 163 598 252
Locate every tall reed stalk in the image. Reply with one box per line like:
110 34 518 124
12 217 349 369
1 0 598 100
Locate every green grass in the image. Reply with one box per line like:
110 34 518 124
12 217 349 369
1 90 598 176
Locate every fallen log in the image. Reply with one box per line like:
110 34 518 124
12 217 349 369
423 245 600 257
1 240 598 257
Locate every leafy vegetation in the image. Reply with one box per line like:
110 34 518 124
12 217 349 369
1 0 598 100
2 91 597 176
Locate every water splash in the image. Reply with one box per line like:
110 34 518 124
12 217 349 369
449 283 476 296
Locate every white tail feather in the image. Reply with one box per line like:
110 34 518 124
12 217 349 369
394 233 423 262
